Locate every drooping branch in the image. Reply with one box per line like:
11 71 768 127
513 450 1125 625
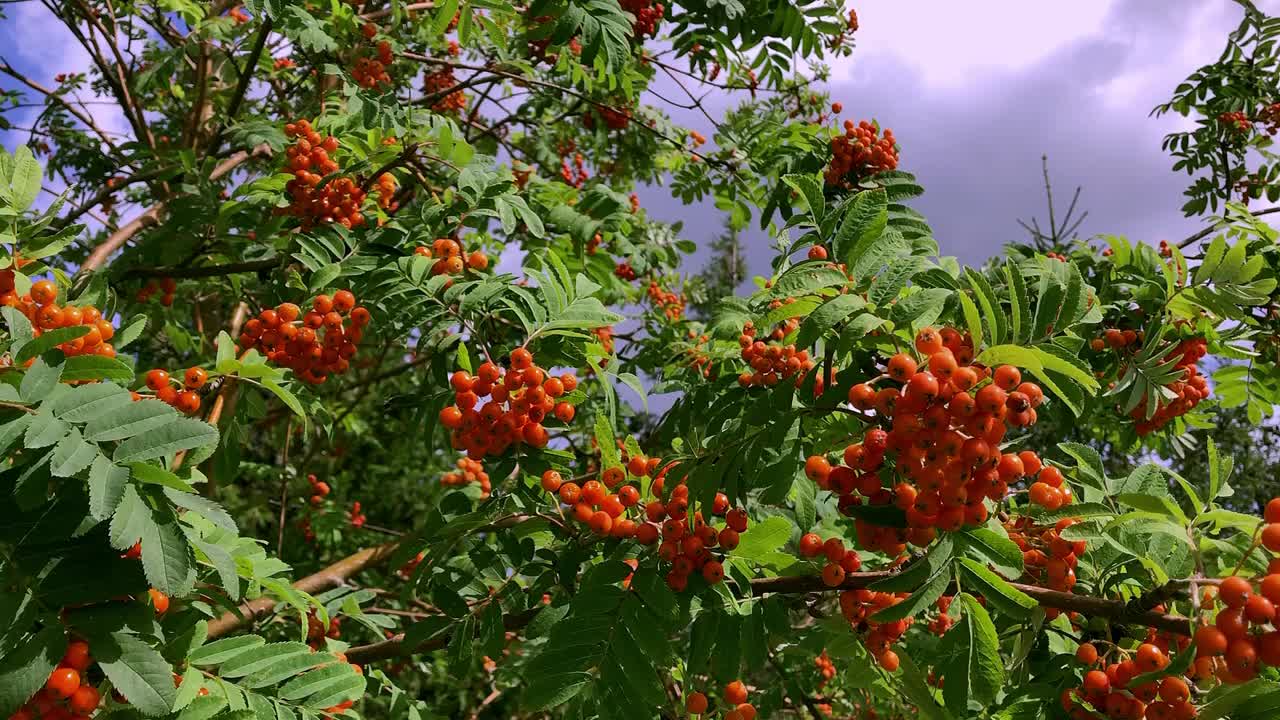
338 566 1197 665
205 542 400 640
78 144 272 273
0 59 124 152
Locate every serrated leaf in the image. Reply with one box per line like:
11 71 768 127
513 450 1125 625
141 512 195 596
189 636 267 666
115 315 149 350
278 662 360 701
61 355 135 382
97 632 178 716
51 381 132 422
85 400 176 442
940 594 1003 712
88 455 129 520
219 642 314 679
0 624 64 716
833 188 887 268
49 428 99 477
20 354 63 402
113 418 219 463
957 292 983 351
958 527 1024 578
795 294 866 348
15 326 90 364
956 558 1035 619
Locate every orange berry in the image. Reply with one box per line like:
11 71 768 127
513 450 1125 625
46 668 80 699
30 279 57 306
145 369 170 391
149 588 170 614
724 681 748 705
1220 576 1253 608
183 367 208 389
686 692 708 714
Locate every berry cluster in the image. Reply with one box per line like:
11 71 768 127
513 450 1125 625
560 152 589 188
614 262 636 281
1063 638 1196 719
142 367 206 416
1132 337 1209 435
619 0 663 38
800 530 863 585
413 237 488 279
540 465 640 539
349 501 366 528
307 473 331 505
1259 102 1280 135
836 588 910 671
3 280 118 360
441 456 491 496
638 478 748 592
684 680 755 720
646 280 685 320
1219 110 1251 133
594 326 615 354
437 349 578 460
280 120 370 230
352 25 394 89
736 318 826 392
927 594 955 635
136 276 177 306
806 327 1050 548
423 67 466 112
236 292 370 384
824 120 898 187
682 330 714 379
583 105 632 131
274 57 296 70
814 650 837 688
11 640 102 720
1008 516 1088 596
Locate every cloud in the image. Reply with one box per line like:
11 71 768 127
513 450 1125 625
638 0 1280 283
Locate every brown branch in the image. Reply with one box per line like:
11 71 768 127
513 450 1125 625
748 574 1193 636
205 542 400 640
0 59 123 151
127 257 282 279
1177 206 1280 249
340 568 1196 666
79 144 272 273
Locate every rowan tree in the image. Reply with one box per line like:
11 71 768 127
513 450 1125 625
3 2 1280 720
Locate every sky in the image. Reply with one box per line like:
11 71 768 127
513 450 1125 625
3 0 1279 276
640 0 1280 276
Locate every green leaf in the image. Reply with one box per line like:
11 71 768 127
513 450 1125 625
85 400 176 442
795 294 866 348
793 471 816 532
958 527 1023 578
941 595 1004 713
51 381 132 422
956 558 1035 619
115 315 149 350
130 463 197 493
49 428 99 477
113 418 219 463
20 354 64 402
957 292 983 351
0 624 64 716
278 662 362 703
730 516 792 562
833 189 888 268
24 408 68 448
15 326 90 364
189 636 267 666
870 535 955 593
782 173 824 223
97 632 179 716
88 455 129 520
871 565 951 622
219 643 315 679
109 484 150 551
1004 260 1031 345
8 144 41 211
242 652 338 689
61 355 135 382
259 379 305 420
140 512 195 596
1057 442 1108 491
